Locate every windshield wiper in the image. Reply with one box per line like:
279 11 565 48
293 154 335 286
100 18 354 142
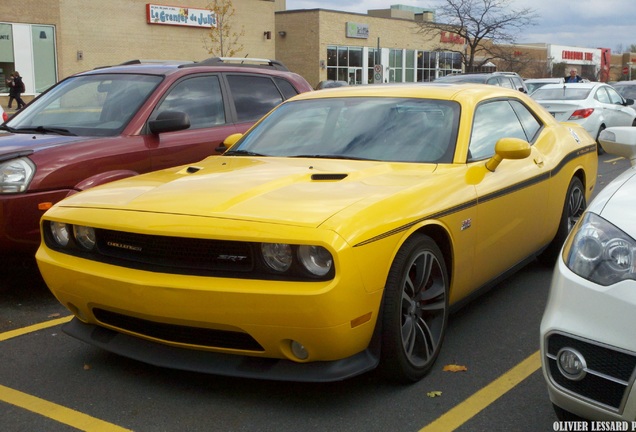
0 124 18 133
14 126 77 136
223 149 267 156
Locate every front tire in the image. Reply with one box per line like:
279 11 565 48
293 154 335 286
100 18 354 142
380 234 449 383
538 176 585 266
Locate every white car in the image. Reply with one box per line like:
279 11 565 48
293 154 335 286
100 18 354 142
531 82 636 152
525 77 564 94
541 126 636 422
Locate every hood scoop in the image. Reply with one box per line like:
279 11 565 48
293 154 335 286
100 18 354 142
311 173 348 181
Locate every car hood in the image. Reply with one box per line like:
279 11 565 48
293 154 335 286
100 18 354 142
0 131 87 154
589 167 636 238
55 156 438 228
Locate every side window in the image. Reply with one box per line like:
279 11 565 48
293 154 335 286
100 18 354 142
469 100 528 161
510 100 542 142
595 87 611 104
486 77 501 87
606 86 625 105
151 75 225 129
511 77 525 92
227 75 284 123
273 77 299 100
499 77 515 90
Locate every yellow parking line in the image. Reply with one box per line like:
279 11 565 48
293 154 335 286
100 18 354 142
419 350 541 432
0 384 133 432
0 316 132 431
0 315 73 342
605 156 624 164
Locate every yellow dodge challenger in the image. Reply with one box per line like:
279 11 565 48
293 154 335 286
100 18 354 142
36 83 597 383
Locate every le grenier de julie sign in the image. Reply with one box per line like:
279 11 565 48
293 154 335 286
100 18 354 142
146 4 216 28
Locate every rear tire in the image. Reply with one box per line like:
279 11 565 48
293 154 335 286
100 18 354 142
596 125 606 154
538 177 585 266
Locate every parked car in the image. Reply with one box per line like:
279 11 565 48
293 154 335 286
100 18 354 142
611 80 636 111
531 82 636 153
435 71 529 93
36 83 597 383
315 80 348 90
525 77 564 94
541 126 636 422
0 57 313 258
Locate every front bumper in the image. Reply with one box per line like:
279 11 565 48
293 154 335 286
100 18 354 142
540 258 636 420
63 318 380 382
37 244 384 380
0 189 71 256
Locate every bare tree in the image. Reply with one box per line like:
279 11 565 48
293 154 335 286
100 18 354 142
418 0 538 72
204 0 245 57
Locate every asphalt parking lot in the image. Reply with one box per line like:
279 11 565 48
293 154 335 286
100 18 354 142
1 152 631 432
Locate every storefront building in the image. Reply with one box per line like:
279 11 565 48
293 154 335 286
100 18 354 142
1 0 634 106
0 0 281 105
275 6 466 88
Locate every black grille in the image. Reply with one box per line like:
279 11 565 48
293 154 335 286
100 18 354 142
93 308 264 352
546 333 636 410
95 229 254 275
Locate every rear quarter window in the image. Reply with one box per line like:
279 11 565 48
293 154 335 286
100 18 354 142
227 75 284 123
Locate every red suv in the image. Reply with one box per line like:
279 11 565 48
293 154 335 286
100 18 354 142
0 58 312 258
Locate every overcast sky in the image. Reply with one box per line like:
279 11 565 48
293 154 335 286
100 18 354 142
285 0 636 53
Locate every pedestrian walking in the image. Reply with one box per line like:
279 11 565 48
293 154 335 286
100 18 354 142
10 71 26 109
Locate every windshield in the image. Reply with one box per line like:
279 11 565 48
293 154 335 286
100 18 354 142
614 85 636 99
227 97 460 163
531 87 592 101
7 73 162 136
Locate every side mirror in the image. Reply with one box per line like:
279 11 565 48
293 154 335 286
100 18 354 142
625 98 634 106
485 137 531 172
216 133 243 154
148 111 190 134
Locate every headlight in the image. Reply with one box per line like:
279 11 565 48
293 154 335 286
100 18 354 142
298 245 333 276
0 157 35 193
73 225 96 251
261 243 293 272
49 222 71 247
564 212 636 286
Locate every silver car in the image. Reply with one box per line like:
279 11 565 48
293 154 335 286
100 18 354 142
531 82 636 153
541 126 636 422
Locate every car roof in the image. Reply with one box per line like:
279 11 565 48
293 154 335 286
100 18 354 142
537 82 599 90
76 57 295 78
525 78 563 83
287 82 527 102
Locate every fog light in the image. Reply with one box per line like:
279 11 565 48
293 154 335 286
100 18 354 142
290 340 308 360
557 347 587 381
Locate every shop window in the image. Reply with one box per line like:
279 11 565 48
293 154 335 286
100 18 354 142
0 24 14 93
32 26 57 93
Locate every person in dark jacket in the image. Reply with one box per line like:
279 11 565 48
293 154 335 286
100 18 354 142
7 71 26 109
564 68 583 83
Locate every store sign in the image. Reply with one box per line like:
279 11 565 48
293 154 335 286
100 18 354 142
346 22 369 39
440 31 464 45
561 50 593 62
146 4 216 28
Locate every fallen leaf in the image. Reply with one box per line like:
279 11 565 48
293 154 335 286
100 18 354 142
427 391 442 398
83 364 92 370
443 364 468 372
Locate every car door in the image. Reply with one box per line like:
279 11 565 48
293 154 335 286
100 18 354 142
145 74 241 171
605 85 636 126
468 98 549 287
